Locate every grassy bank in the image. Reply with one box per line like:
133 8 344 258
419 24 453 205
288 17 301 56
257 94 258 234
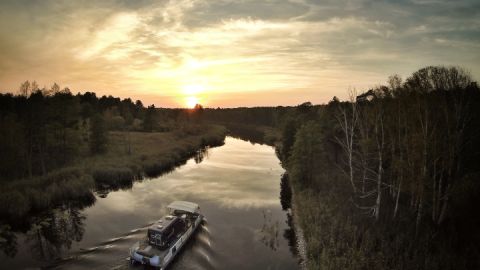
84 124 226 188
0 124 226 224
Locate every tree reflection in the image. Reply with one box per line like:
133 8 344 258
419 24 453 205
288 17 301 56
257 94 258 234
194 146 209 164
26 207 86 260
279 173 301 260
258 210 279 251
279 173 292 210
0 194 94 260
283 213 299 257
224 123 270 145
0 225 17 257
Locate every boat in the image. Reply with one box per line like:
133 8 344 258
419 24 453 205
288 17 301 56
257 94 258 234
129 201 203 269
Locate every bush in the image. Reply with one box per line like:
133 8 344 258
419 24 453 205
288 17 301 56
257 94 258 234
0 191 30 219
92 167 134 188
0 168 95 221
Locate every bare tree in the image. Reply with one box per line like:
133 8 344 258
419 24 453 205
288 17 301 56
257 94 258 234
51 82 60 94
19 80 31 97
373 105 385 221
335 88 358 193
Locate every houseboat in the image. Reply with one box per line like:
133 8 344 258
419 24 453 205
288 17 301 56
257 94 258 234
129 201 203 269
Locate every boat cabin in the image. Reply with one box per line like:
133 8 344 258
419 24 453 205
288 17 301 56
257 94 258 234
147 215 186 248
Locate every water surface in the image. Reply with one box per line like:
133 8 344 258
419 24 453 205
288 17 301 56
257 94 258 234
1 137 299 269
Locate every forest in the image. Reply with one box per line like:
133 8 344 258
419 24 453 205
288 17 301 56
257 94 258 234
278 66 480 269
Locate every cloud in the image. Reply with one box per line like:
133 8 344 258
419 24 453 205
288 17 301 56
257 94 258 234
0 0 479 106
77 12 142 60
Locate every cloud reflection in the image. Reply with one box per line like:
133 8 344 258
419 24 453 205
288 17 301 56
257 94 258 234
87 137 284 224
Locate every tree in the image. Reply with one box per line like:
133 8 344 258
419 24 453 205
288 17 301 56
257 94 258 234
281 118 297 161
143 105 156 132
19 80 31 97
334 89 358 193
288 121 324 187
89 114 108 154
51 83 60 94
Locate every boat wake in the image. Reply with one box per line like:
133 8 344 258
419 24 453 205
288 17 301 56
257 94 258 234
46 222 218 270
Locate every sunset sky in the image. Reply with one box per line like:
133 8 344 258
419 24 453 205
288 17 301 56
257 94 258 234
0 0 479 107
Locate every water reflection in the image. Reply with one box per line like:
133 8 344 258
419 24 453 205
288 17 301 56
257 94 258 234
279 172 301 261
1 137 300 269
0 225 17 257
257 210 280 251
280 173 292 211
194 146 210 164
95 145 212 198
26 207 86 260
225 123 273 146
0 194 95 269
283 213 299 258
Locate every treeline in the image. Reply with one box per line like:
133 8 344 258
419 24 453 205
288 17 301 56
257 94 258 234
200 106 289 127
0 81 148 180
280 66 480 269
196 102 314 145
0 81 167 181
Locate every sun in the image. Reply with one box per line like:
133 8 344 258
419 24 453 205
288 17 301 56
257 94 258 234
185 96 199 108
182 84 205 108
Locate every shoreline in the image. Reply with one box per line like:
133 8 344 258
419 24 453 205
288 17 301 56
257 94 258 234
291 186 309 270
0 124 227 227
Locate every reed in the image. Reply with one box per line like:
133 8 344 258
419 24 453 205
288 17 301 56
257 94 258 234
0 124 227 223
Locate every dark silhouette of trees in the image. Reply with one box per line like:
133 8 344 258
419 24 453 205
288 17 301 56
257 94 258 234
143 104 157 132
0 84 153 181
281 66 480 269
281 119 297 161
89 114 108 154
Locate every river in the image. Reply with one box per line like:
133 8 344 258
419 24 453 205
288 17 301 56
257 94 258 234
1 137 300 270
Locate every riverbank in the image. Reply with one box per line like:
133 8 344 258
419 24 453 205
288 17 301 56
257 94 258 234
218 122 279 146
273 67 480 269
289 181 308 270
0 124 226 224
1 136 299 269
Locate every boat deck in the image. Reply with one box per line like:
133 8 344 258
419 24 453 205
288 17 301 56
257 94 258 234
136 229 186 259
136 216 196 260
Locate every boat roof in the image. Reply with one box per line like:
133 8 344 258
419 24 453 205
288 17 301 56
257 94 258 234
167 201 200 214
149 215 178 234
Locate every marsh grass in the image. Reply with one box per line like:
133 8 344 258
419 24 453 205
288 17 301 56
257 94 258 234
86 124 226 181
0 168 95 223
0 124 226 223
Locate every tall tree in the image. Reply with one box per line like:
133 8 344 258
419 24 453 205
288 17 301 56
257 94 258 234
143 105 156 132
334 89 358 193
89 114 108 154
